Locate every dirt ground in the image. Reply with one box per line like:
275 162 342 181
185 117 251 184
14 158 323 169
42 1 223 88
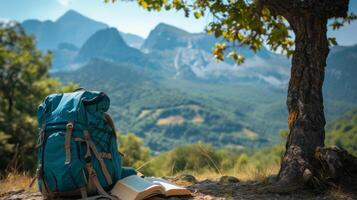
1 176 356 200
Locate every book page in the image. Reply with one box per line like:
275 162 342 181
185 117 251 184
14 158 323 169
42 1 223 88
119 175 158 192
111 175 165 200
146 177 191 196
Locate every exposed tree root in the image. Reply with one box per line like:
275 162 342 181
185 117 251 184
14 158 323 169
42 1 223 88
315 146 357 189
261 146 357 194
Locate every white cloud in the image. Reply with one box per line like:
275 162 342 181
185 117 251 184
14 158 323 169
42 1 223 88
57 0 71 6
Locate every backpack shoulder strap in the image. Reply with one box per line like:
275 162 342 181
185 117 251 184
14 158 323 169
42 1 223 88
103 113 124 157
103 113 116 136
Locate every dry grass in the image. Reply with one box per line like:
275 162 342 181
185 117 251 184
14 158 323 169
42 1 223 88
156 115 185 126
326 187 355 200
192 115 204 124
183 164 279 184
0 172 37 195
241 128 258 140
244 166 279 182
137 109 151 119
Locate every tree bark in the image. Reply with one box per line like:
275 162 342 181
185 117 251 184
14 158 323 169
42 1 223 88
277 14 329 186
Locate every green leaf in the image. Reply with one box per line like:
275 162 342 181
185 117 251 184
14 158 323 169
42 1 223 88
328 37 338 46
194 11 202 19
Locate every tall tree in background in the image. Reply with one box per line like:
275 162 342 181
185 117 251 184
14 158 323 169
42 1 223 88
109 0 355 189
0 22 75 172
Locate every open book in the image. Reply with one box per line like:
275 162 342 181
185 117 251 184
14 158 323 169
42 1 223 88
110 175 191 200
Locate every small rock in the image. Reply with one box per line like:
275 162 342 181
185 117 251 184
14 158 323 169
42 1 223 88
219 176 240 184
196 179 211 185
303 168 312 182
175 174 198 184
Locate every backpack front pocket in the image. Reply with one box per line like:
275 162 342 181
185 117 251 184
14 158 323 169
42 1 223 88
42 131 87 192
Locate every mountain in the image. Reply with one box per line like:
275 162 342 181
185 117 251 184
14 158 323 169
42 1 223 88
141 23 197 52
22 10 108 50
120 32 144 49
324 44 357 104
54 10 108 48
142 23 289 85
22 19 60 50
142 23 271 57
74 28 145 65
22 10 143 51
51 43 79 71
22 11 289 84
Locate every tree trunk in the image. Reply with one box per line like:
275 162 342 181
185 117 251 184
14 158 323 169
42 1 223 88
256 0 351 192
277 14 329 186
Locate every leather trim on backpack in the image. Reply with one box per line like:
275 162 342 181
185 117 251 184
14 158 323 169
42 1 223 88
103 113 124 157
64 122 74 165
103 112 116 136
85 162 117 200
74 131 113 185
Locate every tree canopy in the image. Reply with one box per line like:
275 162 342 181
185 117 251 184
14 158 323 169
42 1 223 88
0 22 76 172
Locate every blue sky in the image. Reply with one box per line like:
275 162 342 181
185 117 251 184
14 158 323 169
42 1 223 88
0 0 356 45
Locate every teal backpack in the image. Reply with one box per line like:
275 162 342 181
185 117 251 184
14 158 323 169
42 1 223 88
36 90 136 199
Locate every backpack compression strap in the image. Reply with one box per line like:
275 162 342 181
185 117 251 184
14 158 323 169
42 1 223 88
85 163 117 200
74 130 117 199
74 131 113 185
104 113 116 136
65 122 73 165
103 113 124 157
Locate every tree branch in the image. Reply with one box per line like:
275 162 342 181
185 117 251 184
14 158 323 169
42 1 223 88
257 0 349 19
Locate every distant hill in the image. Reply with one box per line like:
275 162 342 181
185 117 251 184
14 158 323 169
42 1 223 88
142 23 272 57
22 10 143 50
22 10 145 70
326 108 357 156
51 43 79 71
324 44 357 104
141 23 199 52
22 10 108 50
142 23 290 85
75 28 145 65
120 31 144 49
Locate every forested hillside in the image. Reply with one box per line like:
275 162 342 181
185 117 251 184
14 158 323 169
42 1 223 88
326 108 357 156
57 60 274 151
118 109 357 177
